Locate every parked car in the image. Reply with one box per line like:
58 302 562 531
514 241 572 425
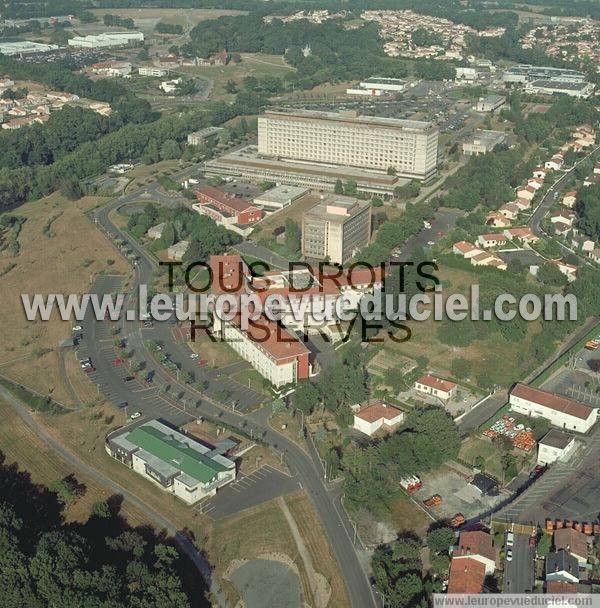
130 412 141 420
506 549 513 562
190 353 199 359
123 375 135 382
506 532 514 547
72 325 82 331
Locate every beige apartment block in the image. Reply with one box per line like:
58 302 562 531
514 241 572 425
258 108 438 181
302 196 371 264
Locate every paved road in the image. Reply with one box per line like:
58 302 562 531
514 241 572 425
503 533 535 593
86 192 378 608
529 145 600 265
0 382 230 608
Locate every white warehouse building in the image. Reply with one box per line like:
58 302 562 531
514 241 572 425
68 31 144 48
509 383 598 434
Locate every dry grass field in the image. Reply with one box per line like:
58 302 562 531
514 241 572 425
0 194 130 403
208 491 349 607
180 53 294 100
0 397 147 526
382 264 542 388
286 492 352 607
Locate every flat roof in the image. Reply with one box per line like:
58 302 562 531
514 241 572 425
529 79 591 91
305 196 370 222
254 185 309 204
360 77 406 85
465 129 506 145
207 146 400 186
262 108 434 132
539 429 574 449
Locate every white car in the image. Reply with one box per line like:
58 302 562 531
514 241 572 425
506 549 513 562
190 353 199 359
73 325 82 331
130 412 142 420
427 240 435 246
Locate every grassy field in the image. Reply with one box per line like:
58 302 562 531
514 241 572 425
180 53 294 100
381 264 543 389
286 492 351 608
0 193 130 404
188 329 243 368
389 492 432 538
0 398 148 526
38 403 215 543
209 491 349 607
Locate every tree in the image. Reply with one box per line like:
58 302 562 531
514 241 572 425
427 527 456 555
292 380 319 414
450 357 471 380
284 218 301 253
537 262 568 287
588 359 600 373
334 179 344 194
224 80 238 94
160 139 181 160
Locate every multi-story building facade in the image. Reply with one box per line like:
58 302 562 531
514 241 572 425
257 109 439 181
302 196 371 264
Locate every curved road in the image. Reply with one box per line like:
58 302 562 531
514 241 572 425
90 193 377 608
529 144 600 265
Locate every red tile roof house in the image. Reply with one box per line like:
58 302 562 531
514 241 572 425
514 196 532 211
532 167 547 180
553 528 589 565
453 531 497 574
546 581 577 594
562 191 577 208
447 557 486 594
498 202 519 220
550 209 575 227
414 374 458 401
476 233 508 248
516 185 536 201
527 176 544 190
193 186 263 236
552 221 571 237
504 227 539 244
452 241 482 259
509 383 598 434
486 212 511 228
353 401 405 436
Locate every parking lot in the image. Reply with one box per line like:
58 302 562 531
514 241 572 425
195 465 301 520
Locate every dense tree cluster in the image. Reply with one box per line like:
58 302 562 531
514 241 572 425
0 455 206 607
342 406 460 514
292 343 368 425
0 106 111 170
372 535 431 608
127 203 241 265
103 13 135 28
575 183 600 241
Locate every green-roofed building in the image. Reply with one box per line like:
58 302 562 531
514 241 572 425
106 419 236 504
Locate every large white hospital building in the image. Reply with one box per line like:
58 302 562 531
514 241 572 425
257 109 439 181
